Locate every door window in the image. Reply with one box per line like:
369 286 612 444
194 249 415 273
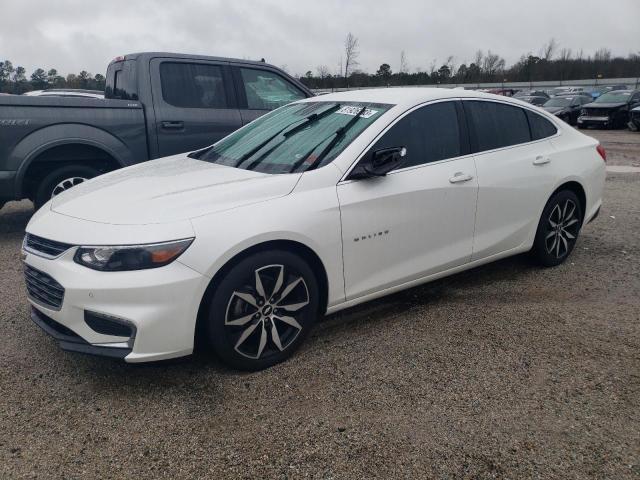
160 62 229 109
526 110 558 140
369 101 462 169
465 101 531 151
239 68 306 110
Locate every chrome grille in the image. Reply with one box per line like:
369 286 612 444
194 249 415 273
24 234 72 258
24 265 65 310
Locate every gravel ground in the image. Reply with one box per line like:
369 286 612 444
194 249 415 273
0 130 639 479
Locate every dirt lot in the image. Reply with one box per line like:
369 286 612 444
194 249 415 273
0 130 638 479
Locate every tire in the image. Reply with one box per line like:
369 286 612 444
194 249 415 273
33 164 100 210
532 190 583 267
205 250 320 371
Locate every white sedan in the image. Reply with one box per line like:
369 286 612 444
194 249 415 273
23 88 606 370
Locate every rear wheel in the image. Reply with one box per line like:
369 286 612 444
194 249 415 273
205 250 320 370
33 164 100 210
532 190 582 267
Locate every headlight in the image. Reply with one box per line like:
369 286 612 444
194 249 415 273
74 238 193 271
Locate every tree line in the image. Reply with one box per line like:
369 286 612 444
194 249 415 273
301 35 640 89
0 60 105 94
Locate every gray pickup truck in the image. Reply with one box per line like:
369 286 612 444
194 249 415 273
0 52 312 209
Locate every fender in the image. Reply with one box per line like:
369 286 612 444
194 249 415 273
11 123 138 198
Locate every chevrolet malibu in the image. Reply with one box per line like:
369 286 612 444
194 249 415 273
23 88 606 370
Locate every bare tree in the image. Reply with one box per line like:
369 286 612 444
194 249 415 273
399 50 409 74
541 38 558 61
343 32 360 79
559 48 572 62
316 65 330 79
482 50 505 76
594 48 612 62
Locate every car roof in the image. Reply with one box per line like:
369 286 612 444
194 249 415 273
121 51 272 68
297 87 513 109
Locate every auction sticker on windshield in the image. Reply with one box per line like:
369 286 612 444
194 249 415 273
336 106 379 118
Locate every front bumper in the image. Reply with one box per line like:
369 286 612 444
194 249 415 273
577 116 611 128
23 247 210 363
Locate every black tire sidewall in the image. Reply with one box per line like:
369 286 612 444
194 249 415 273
533 190 582 267
206 250 320 371
34 165 100 210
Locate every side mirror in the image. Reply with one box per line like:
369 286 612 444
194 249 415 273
349 146 406 179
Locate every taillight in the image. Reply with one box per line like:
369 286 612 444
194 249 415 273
596 144 607 163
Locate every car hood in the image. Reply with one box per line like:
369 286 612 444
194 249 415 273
50 154 301 225
544 106 568 114
583 102 626 110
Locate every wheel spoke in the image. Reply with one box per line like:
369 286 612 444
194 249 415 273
545 231 556 240
256 324 268 358
232 291 259 308
271 322 284 351
278 300 309 312
272 266 284 299
562 229 575 240
254 270 266 299
560 235 568 255
275 277 303 304
225 312 256 327
563 218 578 228
547 235 557 253
274 315 302 330
565 203 576 222
235 322 259 350
556 234 561 257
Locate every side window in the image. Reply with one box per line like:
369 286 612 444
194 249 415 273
465 101 531 151
526 110 558 140
370 101 462 169
160 62 228 109
239 68 306 110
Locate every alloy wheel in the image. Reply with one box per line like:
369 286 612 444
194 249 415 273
224 264 310 360
52 177 87 197
544 199 580 259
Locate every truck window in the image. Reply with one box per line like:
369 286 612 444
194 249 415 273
160 62 229 109
105 60 138 100
239 68 306 110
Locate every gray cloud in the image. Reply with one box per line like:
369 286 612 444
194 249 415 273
0 0 638 77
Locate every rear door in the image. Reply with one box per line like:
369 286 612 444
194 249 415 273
232 66 309 125
150 58 242 157
463 100 559 261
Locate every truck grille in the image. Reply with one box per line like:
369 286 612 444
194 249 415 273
24 234 72 258
583 108 609 117
24 265 65 310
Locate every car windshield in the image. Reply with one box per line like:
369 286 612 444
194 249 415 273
195 101 392 174
595 92 631 103
544 98 571 107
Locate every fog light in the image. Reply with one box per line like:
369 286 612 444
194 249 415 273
84 311 136 339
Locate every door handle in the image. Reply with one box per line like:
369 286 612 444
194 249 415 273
449 172 474 184
533 156 551 166
161 121 184 129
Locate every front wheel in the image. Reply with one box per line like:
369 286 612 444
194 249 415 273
532 190 583 267
205 250 320 370
34 164 100 210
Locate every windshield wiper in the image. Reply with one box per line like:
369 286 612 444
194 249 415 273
234 103 341 169
289 105 367 173
242 103 342 170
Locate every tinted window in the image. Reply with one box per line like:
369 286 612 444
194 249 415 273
465 101 530 151
106 60 138 100
240 68 306 110
370 101 462 169
160 62 228 109
526 110 558 140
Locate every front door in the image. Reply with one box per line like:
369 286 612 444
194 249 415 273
338 101 478 300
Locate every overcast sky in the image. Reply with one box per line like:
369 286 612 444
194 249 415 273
1 0 638 77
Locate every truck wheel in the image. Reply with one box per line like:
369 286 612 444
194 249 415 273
34 165 100 210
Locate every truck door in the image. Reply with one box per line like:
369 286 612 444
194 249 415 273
150 58 242 157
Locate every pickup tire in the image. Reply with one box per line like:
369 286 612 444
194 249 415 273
34 164 100 210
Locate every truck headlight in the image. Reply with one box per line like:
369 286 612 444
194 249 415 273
74 238 193 271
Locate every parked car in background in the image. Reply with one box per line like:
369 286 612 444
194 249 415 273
578 90 640 129
629 106 640 131
486 88 516 96
23 89 105 99
22 88 606 369
514 90 549 99
518 95 549 106
543 95 592 125
0 52 312 210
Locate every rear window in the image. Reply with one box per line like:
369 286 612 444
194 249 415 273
105 60 137 100
526 110 558 140
465 101 531 151
160 62 229 109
